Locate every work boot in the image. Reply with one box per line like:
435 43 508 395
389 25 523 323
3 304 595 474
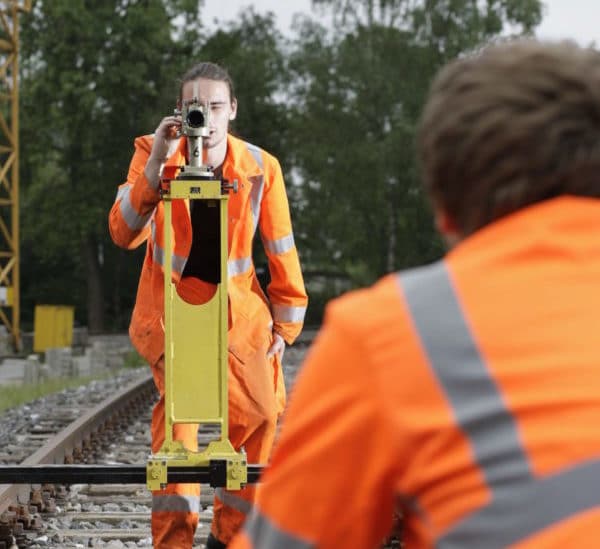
206 533 227 549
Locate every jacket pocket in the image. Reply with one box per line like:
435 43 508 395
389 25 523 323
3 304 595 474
228 308 261 365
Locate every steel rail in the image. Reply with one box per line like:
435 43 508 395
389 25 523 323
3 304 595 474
0 373 155 514
0 464 265 485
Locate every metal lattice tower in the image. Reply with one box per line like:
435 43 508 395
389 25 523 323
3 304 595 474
0 1 30 349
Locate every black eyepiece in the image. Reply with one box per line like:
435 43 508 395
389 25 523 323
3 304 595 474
186 108 205 128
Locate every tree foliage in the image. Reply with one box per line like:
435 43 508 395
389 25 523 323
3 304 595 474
288 21 440 283
195 10 289 162
16 0 544 332
19 0 190 331
287 0 543 291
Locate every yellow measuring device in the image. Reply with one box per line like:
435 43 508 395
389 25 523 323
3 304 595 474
147 99 247 491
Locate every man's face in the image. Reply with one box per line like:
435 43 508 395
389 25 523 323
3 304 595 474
180 77 237 150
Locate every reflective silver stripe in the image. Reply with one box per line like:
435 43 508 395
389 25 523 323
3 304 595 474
119 186 152 231
272 304 306 323
440 459 600 549
152 242 187 274
152 494 199 514
263 233 295 255
228 256 252 277
244 508 315 549
249 174 265 236
246 142 265 236
400 263 531 487
398 262 600 548
115 186 128 201
215 487 252 514
245 141 264 170
151 222 187 274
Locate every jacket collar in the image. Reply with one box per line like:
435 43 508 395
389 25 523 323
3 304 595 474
163 134 263 179
223 133 263 179
448 195 600 262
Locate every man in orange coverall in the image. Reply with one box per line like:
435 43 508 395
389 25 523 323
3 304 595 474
230 39 600 549
109 62 307 549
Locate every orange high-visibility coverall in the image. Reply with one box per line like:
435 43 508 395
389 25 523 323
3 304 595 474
109 133 307 548
230 196 600 549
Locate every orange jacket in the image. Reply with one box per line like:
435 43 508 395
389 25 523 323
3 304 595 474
109 133 307 368
230 196 600 549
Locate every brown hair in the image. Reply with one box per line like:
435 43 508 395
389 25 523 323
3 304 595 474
418 40 600 235
178 62 236 103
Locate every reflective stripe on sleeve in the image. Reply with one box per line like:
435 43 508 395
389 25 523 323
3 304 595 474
215 487 252 515
244 508 315 549
272 304 306 323
263 233 295 255
115 186 128 201
152 494 200 514
118 186 153 231
228 256 252 277
398 262 600 549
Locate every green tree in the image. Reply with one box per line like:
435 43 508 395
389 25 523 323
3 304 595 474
194 10 293 278
19 0 196 332
18 2 290 333
288 0 543 291
195 10 289 165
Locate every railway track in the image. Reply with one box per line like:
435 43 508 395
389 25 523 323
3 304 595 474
0 369 231 548
0 341 401 548
0 344 310 548
0 370 157 548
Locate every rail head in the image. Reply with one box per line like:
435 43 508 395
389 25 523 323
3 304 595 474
0 373 154 514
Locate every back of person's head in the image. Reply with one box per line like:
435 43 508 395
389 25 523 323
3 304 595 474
418 40 600 236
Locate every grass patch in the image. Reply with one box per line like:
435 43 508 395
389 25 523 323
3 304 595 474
123 350 145 369
0 351 148 415
0 374 110 415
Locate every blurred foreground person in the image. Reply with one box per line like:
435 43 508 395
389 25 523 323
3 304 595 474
109 62 307 548
230 40 600 548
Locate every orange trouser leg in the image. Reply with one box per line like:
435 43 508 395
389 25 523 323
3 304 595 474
150 359 200 549
211 417 277 543
149 335 280 546
210 352 279 544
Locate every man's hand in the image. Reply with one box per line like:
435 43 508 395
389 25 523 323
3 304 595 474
267 332 286 360
144 115 182 188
